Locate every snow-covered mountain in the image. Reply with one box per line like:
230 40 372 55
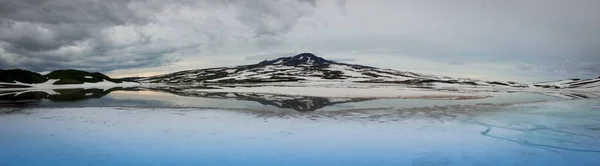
139 53 528 88
534 77 600 89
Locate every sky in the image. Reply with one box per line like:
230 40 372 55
0 0 599 83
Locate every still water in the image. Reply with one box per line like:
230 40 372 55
1 88 599 166
1 87 560 112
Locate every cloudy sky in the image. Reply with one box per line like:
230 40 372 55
1 0 598 82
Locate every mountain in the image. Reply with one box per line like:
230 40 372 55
118 77 145 82
257 53 334 66
46 69 125 85
0 69 135 88
534 77 600 89
0 69 48 84
139 53 528 88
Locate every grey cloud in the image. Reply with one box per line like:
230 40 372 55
245 52 298 61
300 0 316 6
0 0 319 72
516 64 534 71
0 21 93 51
0 0 153 25
323 35 599 79
232 0 316 46
0 0 164 72
330 58 355 63
336 0 347 14
448 62 465 66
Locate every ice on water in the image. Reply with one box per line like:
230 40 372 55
1 99 599 166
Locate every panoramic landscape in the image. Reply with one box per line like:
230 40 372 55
1 0 599 166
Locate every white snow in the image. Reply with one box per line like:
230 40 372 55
225 93 236 97
328 64 365 78
0 89 59 96
572 79 600 89
274 59 284 64
225 69 237 73
134 59 600 101
85 76 93 79
534 78 600 89
533 79 575 88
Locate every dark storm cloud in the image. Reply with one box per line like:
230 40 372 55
0 22 92 51
0 0 159 51
0 0 152 25
0 0 165 72
0 0 318 72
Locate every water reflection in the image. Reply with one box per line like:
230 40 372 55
0 87 375 111
145 87 372 111
0 88 139 106
0 86 574 112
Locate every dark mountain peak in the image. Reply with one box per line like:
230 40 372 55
258 53 335 66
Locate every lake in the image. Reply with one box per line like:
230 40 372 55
1 88 599 166
1 87 561 112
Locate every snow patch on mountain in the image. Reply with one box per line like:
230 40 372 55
136 53 599 100
139 53 529 89
534 78 600 90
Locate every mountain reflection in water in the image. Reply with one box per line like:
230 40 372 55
0 87 373 111
0 86 572 112
0 88 134 104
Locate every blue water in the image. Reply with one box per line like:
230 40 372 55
1 99 599 166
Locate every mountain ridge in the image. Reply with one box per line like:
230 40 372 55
139 53 535 88
534 77 600 89
257 53 336 66
3 53 596 90
0 69 136 87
